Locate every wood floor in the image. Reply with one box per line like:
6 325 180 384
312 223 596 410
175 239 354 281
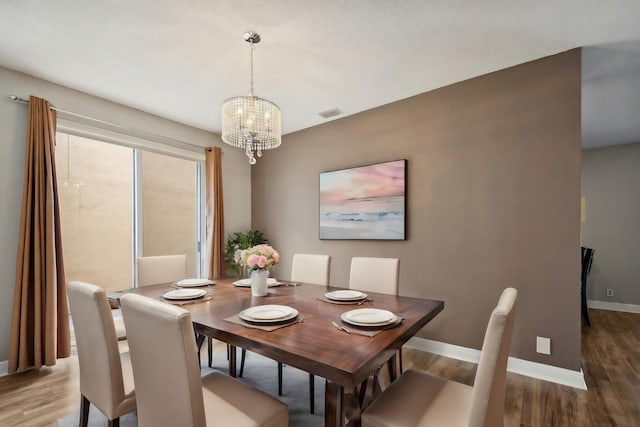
0 308 638 426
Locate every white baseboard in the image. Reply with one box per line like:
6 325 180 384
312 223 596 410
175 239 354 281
406 337 587 390
0 360 8 377
587 300 640 314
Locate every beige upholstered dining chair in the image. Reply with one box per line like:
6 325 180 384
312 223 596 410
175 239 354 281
112 255 188 339
239 253 331 414
291 253 331 285
67 281 136 427
362 287 518 427
136 254 187 287
350 256 402 383
349 256 399 295
287 253 331 413
136 253 216 365
111 254 189 341
120 293 288 427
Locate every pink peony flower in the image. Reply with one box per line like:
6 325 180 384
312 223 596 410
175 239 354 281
247 254 260 268
239 244 280 271
256 255 267 268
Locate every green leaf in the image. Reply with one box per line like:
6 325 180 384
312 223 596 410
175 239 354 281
224 229 268 276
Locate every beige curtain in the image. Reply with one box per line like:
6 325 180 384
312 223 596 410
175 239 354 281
8 96 71 373
205 147 225 279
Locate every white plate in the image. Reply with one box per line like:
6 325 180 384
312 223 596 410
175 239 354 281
239 305 299 323
341 308 397 327
325 290 368 301
162 289 207 300
175 278 215 287
233 278 279 287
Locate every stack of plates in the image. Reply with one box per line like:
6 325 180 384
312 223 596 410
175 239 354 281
239 304 298 323
162 289 208 300
175 278 215 287
341 308 398 327
233 278 279 287
324 290 368 302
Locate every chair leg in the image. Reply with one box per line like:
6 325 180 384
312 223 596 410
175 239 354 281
278 362 283 395
309 373 315 414
108 418 120 427
386 354 398 384
228 345 237 377
207 337 213 367
194 333 206 367
79 395 90 427
581 282 591 326
239 348 246 377
398 348 403 374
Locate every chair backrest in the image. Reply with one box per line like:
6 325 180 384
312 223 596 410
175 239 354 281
349 257 399 295
291 253 331 285
120 293 206 427
137 254 187 287
67 281 128 418
468 287 518 427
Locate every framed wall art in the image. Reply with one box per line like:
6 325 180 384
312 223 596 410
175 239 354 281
319 159 407 240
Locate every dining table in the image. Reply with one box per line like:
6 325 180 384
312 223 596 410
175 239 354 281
109 277 444 427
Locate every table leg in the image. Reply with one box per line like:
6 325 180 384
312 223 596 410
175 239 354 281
325 381 345 427
325 381 362 427
345 388 362 427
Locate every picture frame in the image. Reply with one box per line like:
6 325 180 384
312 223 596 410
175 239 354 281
319 159 407 240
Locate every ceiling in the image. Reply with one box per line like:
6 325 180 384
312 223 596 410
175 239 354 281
1 1 639 149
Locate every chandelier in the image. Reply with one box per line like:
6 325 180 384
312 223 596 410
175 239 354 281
221 31 281 165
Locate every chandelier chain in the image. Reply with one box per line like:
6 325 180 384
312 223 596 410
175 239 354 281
249 42 255 95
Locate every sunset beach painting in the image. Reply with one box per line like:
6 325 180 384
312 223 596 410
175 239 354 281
319 160 406 240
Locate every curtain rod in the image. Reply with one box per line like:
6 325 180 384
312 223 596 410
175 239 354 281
7 95 218 154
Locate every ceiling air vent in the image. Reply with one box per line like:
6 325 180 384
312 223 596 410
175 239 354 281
318 108 343 119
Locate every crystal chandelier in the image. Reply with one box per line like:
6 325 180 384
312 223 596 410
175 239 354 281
221 31 281 165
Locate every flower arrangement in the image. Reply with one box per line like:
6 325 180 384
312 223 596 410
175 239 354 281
237 244 280 271
224 230 267 276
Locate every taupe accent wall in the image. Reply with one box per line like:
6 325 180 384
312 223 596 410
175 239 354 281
0 66 252 362
582 142 640 305
252 50 582 370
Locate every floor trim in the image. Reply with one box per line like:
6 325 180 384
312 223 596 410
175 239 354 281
587 300 640 314
0 360 8 377
406 337 587 390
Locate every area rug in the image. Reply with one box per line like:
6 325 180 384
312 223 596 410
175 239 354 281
58 348 323 426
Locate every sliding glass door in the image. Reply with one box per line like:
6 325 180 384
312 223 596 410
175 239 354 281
55 132 201 292
139 150 198 277
56 133 134 292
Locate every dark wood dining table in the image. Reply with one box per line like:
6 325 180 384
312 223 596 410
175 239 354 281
109 278 444 427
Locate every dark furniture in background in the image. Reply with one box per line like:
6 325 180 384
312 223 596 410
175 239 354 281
581 247 595 326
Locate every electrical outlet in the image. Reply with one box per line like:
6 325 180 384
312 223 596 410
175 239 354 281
606 288 614 297
536 336 551 355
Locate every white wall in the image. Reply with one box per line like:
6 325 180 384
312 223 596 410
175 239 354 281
0 66 251 362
